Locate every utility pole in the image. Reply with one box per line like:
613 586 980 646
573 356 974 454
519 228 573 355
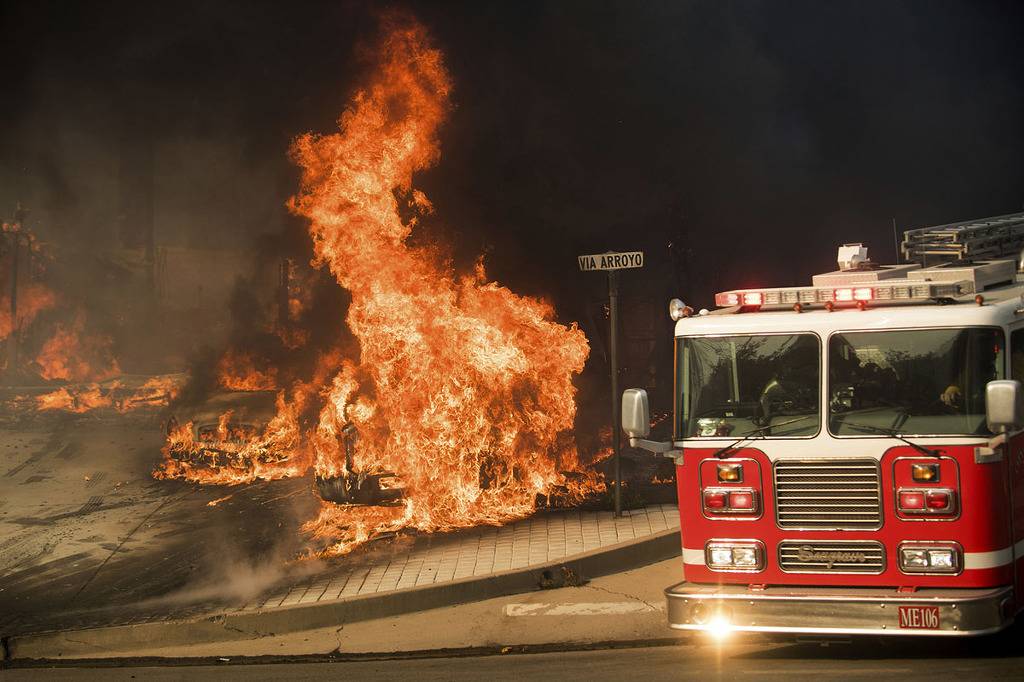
7 231 19 378
5 202 29 381
608 269 621 517
892 217 900 263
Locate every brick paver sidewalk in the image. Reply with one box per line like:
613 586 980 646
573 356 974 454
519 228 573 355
244 503 680 612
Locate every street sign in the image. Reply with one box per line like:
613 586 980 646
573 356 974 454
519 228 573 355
577 251 644 272
578 249 644 518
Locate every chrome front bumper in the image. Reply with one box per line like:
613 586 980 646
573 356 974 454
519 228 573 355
666 581 1014 637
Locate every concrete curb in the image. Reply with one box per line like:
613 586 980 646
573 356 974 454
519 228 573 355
5 528 681 659
2 637 691 669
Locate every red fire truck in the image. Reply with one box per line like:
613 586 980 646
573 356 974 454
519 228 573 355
622 211 1024 637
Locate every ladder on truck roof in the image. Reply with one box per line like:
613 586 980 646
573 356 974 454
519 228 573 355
901 211 1024 267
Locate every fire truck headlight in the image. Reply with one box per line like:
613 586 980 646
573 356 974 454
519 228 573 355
732 547 758 567
707 615 733 641
691 604 734 640
928 551 955 569
709 546 734 566
898 543 961 574
901 549 929 568
705 541 764 571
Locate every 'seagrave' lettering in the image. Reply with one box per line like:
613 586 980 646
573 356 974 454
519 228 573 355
796 546 867 569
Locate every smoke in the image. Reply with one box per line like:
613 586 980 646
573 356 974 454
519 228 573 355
135 484 328 609
0 1 1021 414
149 547 325 609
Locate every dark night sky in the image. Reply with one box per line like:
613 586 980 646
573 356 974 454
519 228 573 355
1 0 1023 344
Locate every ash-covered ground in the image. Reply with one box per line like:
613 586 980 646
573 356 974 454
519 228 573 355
0 401 674 637
0 407 317 635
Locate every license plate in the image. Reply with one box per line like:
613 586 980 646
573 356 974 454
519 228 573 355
898 605 941 629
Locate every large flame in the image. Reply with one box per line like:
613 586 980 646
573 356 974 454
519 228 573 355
155 15 597 554
2 219 181 414
218 349 278 391
0 282 56 342
34 311 120 383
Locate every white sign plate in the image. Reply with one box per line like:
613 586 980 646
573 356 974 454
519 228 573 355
577 251 644 272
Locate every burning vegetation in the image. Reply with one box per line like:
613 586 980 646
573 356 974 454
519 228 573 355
153 15 603 555
35 311 120 383
0 214 181 414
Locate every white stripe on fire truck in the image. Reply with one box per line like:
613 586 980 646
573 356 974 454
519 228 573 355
682 548 704 565
963 547 1015 570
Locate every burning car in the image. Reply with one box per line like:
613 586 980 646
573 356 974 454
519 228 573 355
163 391 404 506
164 390 281 470
153 18 599 555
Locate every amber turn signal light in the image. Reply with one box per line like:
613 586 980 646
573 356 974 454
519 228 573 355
717 463 743 483
911 463 939 483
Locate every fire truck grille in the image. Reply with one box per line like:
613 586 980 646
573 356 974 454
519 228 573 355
773 459 882 530
778 540 886 573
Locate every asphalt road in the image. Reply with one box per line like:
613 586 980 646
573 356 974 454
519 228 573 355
6 637 1024 681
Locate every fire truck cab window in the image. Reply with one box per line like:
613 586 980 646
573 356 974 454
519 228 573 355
677 334 819 439
1011 328 1024 383
829 328 1004 437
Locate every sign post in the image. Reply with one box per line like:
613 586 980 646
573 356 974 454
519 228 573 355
578 250 644 517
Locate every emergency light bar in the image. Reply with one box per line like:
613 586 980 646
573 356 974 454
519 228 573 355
714 281 964 308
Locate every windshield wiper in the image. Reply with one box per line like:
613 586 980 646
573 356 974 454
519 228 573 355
839 421 942 457
712 414 817 459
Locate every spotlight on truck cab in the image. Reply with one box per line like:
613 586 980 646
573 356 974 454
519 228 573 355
669 298 691 321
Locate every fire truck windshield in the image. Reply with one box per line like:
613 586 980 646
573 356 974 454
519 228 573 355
676 334 820 439
829 327 1004 437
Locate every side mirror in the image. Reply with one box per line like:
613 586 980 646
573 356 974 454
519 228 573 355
986 380 1024 433
622 388 651 439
